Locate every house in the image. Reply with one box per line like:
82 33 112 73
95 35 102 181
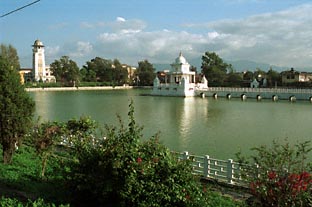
281 68 312 84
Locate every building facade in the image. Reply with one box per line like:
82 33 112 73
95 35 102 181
281 68 312 84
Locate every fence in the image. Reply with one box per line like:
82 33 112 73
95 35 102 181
174 151 248 186
205 87 312 94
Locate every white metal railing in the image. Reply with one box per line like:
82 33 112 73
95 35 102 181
204 87 312 94
174 151 247 186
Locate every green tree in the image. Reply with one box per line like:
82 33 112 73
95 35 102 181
0 56 35 164
80 65 96 82
84 57 113 82
201 51 229 86
226 71 243 87
266 67 281 87
50 56 80 86
136 60 155 86
112 59 128 85
0 44 20 70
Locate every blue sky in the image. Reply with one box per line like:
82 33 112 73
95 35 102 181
1 0 312 70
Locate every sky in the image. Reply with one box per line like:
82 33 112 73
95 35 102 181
1 0 312 70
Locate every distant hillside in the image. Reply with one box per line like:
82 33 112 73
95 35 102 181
226 60 288 72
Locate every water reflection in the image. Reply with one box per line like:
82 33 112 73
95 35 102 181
178 98 209 151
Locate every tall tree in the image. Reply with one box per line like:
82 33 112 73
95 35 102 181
0 55 35 164
201 51 229 86
0 44 20 70
136 60 155 86
50 56 80 86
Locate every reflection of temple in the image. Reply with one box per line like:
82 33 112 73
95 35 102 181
152 52 207 97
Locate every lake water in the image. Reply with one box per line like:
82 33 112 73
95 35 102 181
29 89 312 160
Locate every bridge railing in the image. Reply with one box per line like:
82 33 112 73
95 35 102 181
205 87 312 94
174 151 248 186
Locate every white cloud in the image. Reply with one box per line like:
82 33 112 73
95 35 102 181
46 45 60 56
80 17 147 34
183 3 312 67
45 4 312 69
116 17 126 22
69 41 93 58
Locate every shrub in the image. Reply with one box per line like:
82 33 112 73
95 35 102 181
0 197 69 207
66 101 208 206
237 140 312 207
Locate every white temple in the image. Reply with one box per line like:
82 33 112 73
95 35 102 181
152 52 208 97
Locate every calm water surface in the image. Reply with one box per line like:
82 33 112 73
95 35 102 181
29 89 312 159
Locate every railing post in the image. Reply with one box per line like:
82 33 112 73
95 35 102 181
227 159 234 184
203 155 210 178
183 151 189 160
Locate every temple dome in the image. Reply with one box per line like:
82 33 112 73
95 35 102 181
33 39 44 47
175 52 188 64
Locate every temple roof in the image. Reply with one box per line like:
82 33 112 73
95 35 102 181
175 52 188 65
33 39 44 47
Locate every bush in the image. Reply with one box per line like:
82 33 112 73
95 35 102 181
0 197 69 207
66 101 208 206
237 140 312 207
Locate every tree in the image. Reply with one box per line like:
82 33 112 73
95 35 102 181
0 44 20 70
0 55 35 164
50 56 80 86
201 51 229 86
266 67 281 87
226 71 243 87
83 57 113 82
136 60 155 86
112 59 128 85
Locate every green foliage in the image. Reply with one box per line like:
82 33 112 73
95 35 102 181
30 121 65 178
201 51 229 86
50 56 80 86
0 197 69 207
82 57 129 85
66 100 209 206
136 60 156 86
237 140 312 207
0 44 20 70
120 137 208 207
0 55 35 164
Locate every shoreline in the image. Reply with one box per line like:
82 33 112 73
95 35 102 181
25 86 152 92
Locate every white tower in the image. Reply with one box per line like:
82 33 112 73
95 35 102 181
32 39 46 81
